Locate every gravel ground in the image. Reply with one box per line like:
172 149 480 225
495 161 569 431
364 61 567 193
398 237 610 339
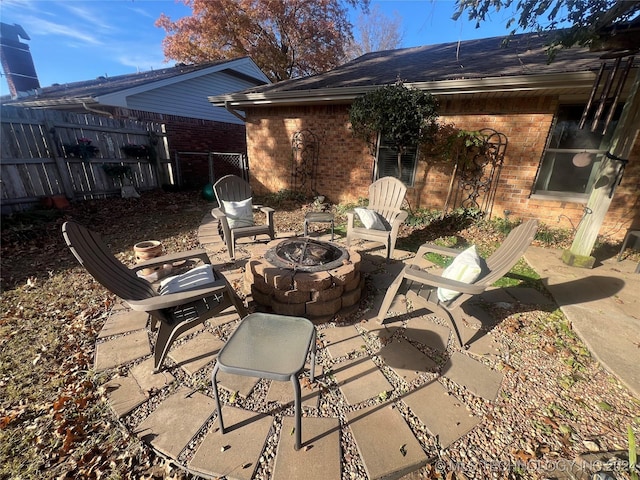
2 191 638 480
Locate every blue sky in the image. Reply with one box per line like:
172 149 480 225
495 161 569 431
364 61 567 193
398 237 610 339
0 0 517 95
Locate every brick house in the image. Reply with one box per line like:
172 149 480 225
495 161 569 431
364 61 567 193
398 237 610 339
209 31 639 242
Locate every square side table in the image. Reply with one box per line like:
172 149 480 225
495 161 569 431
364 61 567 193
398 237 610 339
211 313 316 450
304 212 335 240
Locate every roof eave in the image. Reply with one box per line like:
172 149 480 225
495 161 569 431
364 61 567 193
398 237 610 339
4 97 97 108
208 71 600 108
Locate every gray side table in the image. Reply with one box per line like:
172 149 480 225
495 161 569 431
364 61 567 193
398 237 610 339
304 211 335 240
211 313 316 450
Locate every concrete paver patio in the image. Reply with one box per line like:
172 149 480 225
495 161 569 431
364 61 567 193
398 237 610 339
92 211 639 479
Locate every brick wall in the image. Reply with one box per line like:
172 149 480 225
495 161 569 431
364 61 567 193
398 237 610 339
111 107 247 188
244 98 640 242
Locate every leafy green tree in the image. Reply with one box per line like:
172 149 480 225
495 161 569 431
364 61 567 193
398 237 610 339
156 0 370 82
349 81 439 180
453 0 640 57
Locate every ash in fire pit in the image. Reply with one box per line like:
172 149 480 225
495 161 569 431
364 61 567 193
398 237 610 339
265 238 349 272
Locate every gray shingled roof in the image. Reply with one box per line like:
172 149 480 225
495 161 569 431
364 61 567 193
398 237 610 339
1 57 261 103
235 31 605 96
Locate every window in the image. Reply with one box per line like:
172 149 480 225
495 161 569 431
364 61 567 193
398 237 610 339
532 105 619 200
374 135 417 186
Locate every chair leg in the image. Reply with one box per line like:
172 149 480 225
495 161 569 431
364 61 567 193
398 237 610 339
291 374 302 451
154 318 205 371
377 268 406 324
444 308 467 349
211 364 225 433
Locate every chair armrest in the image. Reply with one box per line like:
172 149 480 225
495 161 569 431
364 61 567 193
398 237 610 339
211 207 226 220
403 265 486 295
259 206 275 214
346 211 355 230
132 249 210 272
415 243 463 259
211 207 232 244
389 209 409 226
127 282 229 311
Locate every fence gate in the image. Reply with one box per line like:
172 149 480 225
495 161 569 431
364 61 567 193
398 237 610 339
291 129 319 196
449 128 508 218
174 151 248 189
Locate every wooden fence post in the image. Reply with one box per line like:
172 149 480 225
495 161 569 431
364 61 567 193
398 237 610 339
44 120 75 200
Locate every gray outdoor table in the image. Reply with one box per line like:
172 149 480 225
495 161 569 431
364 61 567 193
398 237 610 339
304 211 335 240
211 313 316 450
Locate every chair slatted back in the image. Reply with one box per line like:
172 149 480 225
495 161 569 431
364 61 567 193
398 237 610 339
214 175 253 208
62 221 157 302
368 177 407 223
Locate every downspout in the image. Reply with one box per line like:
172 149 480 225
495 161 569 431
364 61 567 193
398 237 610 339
224 101 246 122
82 101 113 118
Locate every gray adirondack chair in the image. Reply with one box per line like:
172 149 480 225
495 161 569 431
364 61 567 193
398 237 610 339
377 219 539 348
211 175 275 260
62 221 247 371
346 176 408 261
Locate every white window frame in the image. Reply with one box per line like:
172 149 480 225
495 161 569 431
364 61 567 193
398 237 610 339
373 134 418 186
531 104 619 203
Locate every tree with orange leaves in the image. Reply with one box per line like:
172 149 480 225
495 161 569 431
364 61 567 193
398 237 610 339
156 0 370 82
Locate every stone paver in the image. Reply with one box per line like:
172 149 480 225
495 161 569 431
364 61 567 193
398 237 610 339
273 417 341 480
189 406 272 480
443 352 503 401
359 315 400 341
504 287 555 305
94 330 150 371
266 363 322 408
333 356 393 405
377 338 437 383
93 221 555 480
404 317 450 351
130 358 175 392
98 309 148 338
168 331 224 374
320 325 366 359
134 387 216 458
480 287 517 304
347 403 429 480
217 371 260 398
209 307 241 328
403 380 481 448
387 293 409 316
104 375 147 418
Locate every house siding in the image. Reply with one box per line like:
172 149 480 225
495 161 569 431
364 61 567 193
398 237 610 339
245 98 639 242
125 73 258 124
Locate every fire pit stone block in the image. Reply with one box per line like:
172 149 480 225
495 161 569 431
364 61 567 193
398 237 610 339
273 288 311 304
306 296 342 317
294 271 332 292
251 286 273 307
341 278 365 307
252 276 275 295
311 284 345 302
271 298 307 316
344 271 362 292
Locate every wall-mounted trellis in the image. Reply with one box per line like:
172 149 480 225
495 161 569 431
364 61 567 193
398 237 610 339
291 129 319 196
449 128 508 218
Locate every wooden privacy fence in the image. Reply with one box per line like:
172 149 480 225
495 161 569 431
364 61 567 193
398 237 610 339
0 106 172 215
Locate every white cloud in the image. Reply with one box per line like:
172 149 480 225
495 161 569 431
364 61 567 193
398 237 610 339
25 17 102 44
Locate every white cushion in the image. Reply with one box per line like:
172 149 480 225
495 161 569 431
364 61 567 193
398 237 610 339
159 264 217 295
437 245 483 302
221 198 254 229
354 207 387 230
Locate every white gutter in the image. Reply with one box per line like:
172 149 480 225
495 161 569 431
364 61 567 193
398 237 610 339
208 71 602 109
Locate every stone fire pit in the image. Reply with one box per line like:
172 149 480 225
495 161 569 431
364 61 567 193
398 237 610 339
244 238 364 320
